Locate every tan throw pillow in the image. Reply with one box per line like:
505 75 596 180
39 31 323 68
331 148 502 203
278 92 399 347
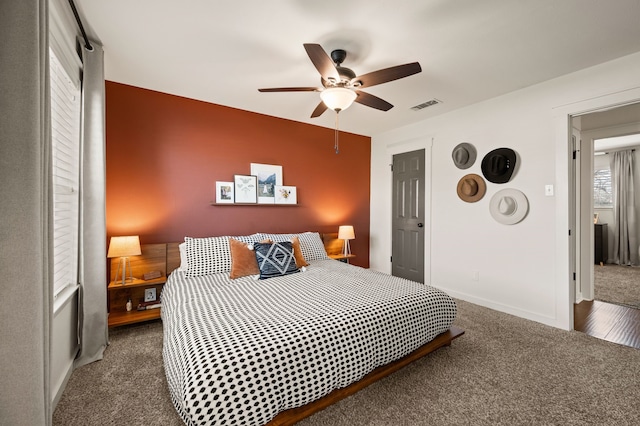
291 236 309 268
229 238 260 279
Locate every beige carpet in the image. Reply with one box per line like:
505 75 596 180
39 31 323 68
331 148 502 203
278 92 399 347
53 299 640 425
594 264 640 309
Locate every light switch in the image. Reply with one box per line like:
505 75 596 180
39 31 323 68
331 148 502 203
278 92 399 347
545 185 554 196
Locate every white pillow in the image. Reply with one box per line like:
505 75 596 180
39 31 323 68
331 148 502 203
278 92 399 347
257 232 329 261
177 242 188 271
183 234 262 277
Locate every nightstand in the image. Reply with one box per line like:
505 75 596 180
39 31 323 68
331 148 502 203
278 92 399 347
107 277 165 327
594 223 608 265
329 254 356 264
107 243 170 327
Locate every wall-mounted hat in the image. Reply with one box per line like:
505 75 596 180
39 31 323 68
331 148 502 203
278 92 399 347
452 143 477 169
456 174 486 203
489 188 528 225
481 148 517 183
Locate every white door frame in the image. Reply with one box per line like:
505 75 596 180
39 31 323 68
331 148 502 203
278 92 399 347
385 137 433 283
570 129 582 302
553 87 640 330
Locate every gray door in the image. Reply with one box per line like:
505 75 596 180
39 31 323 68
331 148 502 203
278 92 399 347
392 149 425 283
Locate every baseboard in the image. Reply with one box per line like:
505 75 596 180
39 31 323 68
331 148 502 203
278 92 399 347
52 355 77 409
433 287 563 329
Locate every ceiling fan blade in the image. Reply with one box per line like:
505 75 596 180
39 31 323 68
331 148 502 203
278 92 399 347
310 101 328 118
354 90 393 111
303 43 340 82
354 62 422 88
258 87 320 92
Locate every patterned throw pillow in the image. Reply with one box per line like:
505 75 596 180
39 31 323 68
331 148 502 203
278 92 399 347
253 241 300 280
258 232 328 261
184 234 262 277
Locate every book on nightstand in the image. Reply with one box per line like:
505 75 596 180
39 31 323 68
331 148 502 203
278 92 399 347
137 301 162 311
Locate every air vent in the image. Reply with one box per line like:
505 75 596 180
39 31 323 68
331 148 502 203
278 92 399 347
410 99 442 111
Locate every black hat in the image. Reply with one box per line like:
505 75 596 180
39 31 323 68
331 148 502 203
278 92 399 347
481 148 517 184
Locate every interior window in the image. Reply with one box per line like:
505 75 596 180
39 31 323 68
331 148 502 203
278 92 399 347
50 47 81 300
593 165 613 208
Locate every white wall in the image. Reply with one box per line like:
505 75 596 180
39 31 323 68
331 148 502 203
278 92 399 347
52 289 79 407
370 51 640 330
593 152 617 261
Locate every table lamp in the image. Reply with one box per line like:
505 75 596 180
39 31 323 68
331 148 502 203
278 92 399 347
338 225 355 256
107 235 141 285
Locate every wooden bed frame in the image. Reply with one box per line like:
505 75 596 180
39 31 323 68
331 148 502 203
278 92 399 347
147 236 464 425
267 326 464 425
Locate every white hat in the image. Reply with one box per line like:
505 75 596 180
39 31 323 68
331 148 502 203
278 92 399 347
489 189 528 225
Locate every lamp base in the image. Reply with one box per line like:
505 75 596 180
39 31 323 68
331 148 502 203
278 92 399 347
342 239 351 257
114 257 134 285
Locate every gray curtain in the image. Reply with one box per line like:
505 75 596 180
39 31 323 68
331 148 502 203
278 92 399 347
610 150 638 266
0 0 52 424
75 42 108 367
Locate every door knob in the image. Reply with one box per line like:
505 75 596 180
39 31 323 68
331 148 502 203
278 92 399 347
417 223 423 228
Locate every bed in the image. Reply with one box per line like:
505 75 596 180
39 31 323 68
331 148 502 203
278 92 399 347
161 232 461 426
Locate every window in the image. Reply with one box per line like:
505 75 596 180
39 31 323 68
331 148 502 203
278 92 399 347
593 166 613 208
50 47 81 299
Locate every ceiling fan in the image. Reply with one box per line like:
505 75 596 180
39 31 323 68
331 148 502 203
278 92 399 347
258 43 422 118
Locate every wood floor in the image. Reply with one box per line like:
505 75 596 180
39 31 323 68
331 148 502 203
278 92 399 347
574 300 640 349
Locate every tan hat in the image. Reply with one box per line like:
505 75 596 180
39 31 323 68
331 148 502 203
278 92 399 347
489 188 529 225
456 174 486 203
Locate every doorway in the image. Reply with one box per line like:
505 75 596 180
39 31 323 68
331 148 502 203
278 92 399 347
571 102 640 344
572 103 640 303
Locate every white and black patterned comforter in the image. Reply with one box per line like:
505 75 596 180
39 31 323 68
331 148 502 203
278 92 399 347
162 259 456 426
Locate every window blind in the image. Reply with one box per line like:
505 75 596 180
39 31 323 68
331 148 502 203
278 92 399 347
50 48 81 299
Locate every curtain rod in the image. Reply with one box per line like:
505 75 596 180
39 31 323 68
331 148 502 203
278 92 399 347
68 0 93 51
603 148 636 154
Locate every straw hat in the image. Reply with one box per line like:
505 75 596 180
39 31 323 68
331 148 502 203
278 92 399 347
481 148 517 183
489 188 529 225
456 174 486 203
452 143 477 169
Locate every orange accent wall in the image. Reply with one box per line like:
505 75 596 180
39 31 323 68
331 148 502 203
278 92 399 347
106 82 370 267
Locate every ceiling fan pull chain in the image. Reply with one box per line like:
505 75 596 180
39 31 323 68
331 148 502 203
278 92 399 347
334 112 340 154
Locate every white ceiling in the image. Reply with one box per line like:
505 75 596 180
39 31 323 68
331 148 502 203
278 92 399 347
594 134 640 153
74 0 640 137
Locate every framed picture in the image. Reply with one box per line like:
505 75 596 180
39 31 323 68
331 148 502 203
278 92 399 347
234 175 258 203
250 163 283 204
274 185 297 204
215 181 234 204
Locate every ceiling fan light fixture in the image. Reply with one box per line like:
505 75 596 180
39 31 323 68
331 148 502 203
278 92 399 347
320 87 357 112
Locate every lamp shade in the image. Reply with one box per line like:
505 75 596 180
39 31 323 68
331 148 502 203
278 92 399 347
107 236 141 258
338 225 355 240
320 87 357 112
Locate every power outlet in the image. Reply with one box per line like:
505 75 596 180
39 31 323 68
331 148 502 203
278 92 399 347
144 288 157 302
